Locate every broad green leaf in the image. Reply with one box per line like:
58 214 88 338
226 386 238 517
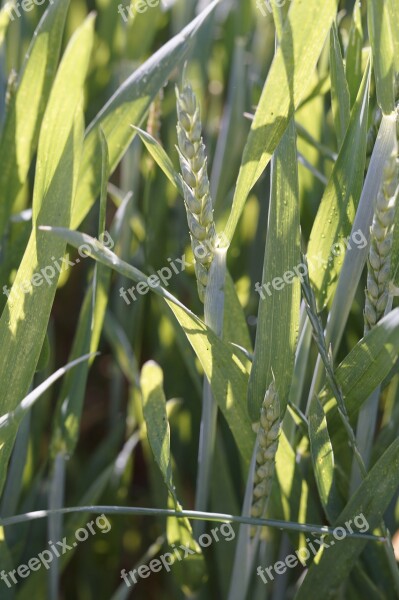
308 396 343 522
0 17 95 496
387 0 399 72
0 3 12 45
141 361 206 593
125 0 164 59
0 0 70 238
295 437 399 599
272 430 322 552
322 309 399 442
51 132 112 457
270 0 286 40
330 22 350 147
307 59 370 309
163 300 254 465
40 227 255 465
223 272 252 353
141 361 177 502
367 0 395 114
346 0 364 107
223 0 338 243
247 119 301 421
71 0 219 230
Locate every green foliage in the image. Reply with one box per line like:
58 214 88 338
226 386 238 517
0 2 398 599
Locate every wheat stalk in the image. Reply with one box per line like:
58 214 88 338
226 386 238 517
251 381 281 519
175 81 216 302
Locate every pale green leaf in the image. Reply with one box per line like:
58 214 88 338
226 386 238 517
367 0 396 114
247 119 301 421
308 395 343 522
223 0 338 243
141 361 206 594
387 0 399 72
0 0 70 237
0 16 95 496
141 361 176 501
272 430 322 551
330 22 350 146
346 0 364 107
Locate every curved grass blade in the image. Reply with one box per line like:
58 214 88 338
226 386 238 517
1 507 382 541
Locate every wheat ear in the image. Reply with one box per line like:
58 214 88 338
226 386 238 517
364 149 399 332
175 81 216 302
251 381 281 519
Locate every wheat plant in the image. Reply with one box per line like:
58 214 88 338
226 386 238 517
0 1 399 599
